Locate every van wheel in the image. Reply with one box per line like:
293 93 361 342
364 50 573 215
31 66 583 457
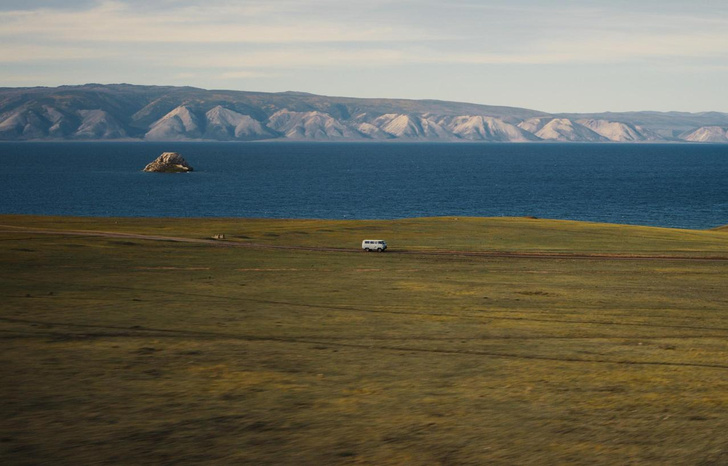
377 248 382 252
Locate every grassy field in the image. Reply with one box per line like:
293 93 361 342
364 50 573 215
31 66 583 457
1 215 727 465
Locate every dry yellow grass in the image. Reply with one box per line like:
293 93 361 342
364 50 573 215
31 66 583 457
1 215 727 464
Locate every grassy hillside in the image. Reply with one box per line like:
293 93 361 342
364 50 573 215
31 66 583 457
3 215 728 256
1 216 727 464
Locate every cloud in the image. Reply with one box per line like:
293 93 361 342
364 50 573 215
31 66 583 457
0 44 109 62
0 0 428 44
429 32 728 66
219 70 278 79
0 74 54 84
164 48 407 69
0 0 726 71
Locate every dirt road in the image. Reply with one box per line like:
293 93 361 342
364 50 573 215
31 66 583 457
2 224 727 261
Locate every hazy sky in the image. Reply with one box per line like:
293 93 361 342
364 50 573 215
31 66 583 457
2 0 727 113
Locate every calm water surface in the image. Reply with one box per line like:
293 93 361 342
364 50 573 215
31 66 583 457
1 142 727 229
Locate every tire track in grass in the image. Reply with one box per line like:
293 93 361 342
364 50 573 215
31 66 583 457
3 274 728 334
1 327 722 342
1 317 727 370
2 225 728 262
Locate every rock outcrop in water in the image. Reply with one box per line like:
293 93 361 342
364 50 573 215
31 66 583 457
143 152 193 173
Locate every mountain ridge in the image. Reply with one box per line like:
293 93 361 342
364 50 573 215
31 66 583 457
1 84 728 143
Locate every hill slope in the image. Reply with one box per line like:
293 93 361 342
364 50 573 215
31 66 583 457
2 215 728 465
1 84 728 142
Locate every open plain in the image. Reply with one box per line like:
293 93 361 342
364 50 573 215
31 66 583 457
1 215 727 465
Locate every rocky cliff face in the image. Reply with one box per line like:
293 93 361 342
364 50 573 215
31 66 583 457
75 110 127 139
446 116 539 142
1 84 727 143
143 152 193 173
681 126 728 143
203 105 276 140
531 118 605 142
267 110 357 140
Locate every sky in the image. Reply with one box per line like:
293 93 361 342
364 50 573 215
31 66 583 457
1 0 727 113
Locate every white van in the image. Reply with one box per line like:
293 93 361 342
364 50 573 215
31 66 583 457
362 239 387 252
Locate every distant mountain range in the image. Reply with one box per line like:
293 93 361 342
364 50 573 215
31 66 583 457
2 84 728 143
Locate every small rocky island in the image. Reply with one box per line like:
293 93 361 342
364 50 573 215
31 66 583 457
143 152 193 173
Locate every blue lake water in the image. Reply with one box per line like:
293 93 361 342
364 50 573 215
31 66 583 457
1 142 727 229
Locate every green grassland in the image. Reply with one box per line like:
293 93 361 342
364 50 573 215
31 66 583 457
1 215 727 465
